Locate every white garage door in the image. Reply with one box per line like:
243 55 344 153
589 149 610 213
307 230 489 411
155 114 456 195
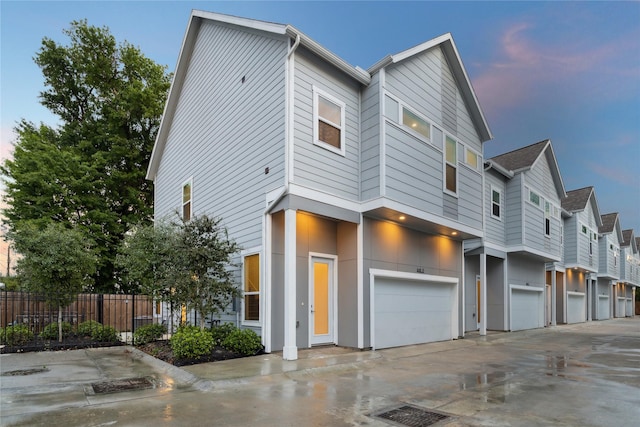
372 270 458 350
510 285 544 331
597 295 609 320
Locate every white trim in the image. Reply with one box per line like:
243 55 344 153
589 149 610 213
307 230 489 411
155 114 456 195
181 177 193 220
379 68 386 197
357 215 364 349
369 269 459 350
490 185 502 221
263 210 272 352
312 86 346 156
240 247 262 328
506 245 561 262
443 134 459 198
283 209 298 360
308 253 338 347
286 43 296 185
462 145 482 174
510 284 545 293
508 284 545 331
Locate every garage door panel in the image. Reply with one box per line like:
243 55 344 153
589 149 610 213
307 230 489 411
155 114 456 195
510 287 544 331
373 276 457 349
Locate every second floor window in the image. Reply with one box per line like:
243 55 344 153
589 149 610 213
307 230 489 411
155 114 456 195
313 87 345 155
491 187 501 219
544 202 551 236
444 136 457 195
182 180 192 221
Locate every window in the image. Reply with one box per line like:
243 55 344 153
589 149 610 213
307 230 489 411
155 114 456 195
444 136 457 194
243 253 260 322
581 225 588 234
528 189 540 207
402 107 431 140
544 201 551 236
182 180 192 221
465 147 480 171
491 187 501 219
313 87 345 155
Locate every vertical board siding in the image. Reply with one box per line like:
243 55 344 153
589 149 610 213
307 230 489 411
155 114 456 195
293 48 361 200
154 21 287 251
361 73 380 200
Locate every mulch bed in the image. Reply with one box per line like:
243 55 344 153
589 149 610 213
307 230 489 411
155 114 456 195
136 340 250 366
0 336 123 354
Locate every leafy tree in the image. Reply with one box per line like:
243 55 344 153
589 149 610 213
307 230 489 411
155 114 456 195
1 20 171 292
12 222 96 342
118 215 241 329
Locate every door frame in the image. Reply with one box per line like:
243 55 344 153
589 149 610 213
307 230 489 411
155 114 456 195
308 253 338 346
476 275 481 330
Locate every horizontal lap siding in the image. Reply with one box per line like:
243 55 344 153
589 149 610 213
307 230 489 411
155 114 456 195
155 21 287 250
361 74 380 200
293 48 361 200
383 46 484 232
564 218 578 264
506 175 523 246
385 125 443 211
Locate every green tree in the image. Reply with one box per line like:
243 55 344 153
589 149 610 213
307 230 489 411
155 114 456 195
1 20 171 292
118 215 241 330
12 222 96 342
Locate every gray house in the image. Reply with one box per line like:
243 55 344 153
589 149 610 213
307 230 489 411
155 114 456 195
558 187 603 324
146 11 492 359
596 213 623 320
464 140 565 333
618 229 638 317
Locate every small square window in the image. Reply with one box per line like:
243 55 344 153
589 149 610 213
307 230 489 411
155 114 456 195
465 148 479 170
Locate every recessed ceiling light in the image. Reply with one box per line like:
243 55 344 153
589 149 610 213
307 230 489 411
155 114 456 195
451 231 458 236
399 215 406 220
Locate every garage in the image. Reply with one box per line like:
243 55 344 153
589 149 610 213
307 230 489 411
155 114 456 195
510 285 544 331
370 269 458 350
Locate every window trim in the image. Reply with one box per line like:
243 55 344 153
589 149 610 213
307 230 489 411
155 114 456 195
544 201 551 237
241 249 262 326
490 185 502 220
401 105 431 141
312 86 346 156
443 134 458 197
182 178 192 221
462 145 482 173
526 188 541 208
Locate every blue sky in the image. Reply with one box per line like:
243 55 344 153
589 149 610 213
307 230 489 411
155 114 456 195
1 1 639 234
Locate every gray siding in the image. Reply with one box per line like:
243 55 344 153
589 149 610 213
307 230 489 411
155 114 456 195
599 234 620 279
564 217 578 264
154 20 287 253
486 256 506 330
505 174 523 246
507 253 545 288
485 171 507 245
361 73 380 200
292 47 361 200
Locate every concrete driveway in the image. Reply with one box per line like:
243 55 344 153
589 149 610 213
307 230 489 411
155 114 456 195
1 318 639 426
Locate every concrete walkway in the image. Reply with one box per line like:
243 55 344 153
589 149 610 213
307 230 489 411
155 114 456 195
1 318 639 426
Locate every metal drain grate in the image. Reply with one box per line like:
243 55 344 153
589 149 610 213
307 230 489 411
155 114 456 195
373 404 450 427
91 377 154 394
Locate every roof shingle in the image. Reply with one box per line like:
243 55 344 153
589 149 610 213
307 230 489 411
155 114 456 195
490 140 548 171
562 187 593 212
599 213 618 234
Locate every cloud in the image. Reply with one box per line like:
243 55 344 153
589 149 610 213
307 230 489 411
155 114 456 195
472 21 640 119
585 162 636 188
0 126 17 163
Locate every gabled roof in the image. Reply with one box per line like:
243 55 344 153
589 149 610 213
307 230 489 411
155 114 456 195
636 237 640 251
489 139 566 199
368 33 492 142
621 229 635 247
562 186 604 228
598 212 624 244
147 10 372 180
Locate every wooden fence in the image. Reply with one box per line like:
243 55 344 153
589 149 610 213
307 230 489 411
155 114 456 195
0 291 154 334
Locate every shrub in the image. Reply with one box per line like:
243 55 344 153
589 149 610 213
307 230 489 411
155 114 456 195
222 328 262 356
1 324 35 346
40 321 73 340
170 325 214 360
91 325 119 342
77 320 103 337
134 323 167 345
210 322 237 346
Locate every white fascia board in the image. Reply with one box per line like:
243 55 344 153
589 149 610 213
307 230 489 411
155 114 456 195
192 10 288 35
506 245 562 263
284 26 371 85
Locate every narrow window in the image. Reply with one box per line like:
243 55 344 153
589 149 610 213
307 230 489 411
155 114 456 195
182 180 192 221
491 188 501 219
313 87 345 155
243 254 260 322
402 107 431 139
445 136 457 194
544 201 551 236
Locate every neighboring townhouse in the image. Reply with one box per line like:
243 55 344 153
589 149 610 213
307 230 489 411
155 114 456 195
147 11 492 359
465 139 565 333
557 187 603 324
596 213 623 320
618 229 638 317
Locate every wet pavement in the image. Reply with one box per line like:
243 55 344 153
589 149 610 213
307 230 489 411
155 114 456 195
1 318 639 426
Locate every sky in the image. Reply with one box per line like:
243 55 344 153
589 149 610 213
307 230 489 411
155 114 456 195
1 0 639 257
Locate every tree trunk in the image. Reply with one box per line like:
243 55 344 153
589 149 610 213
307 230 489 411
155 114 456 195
199 314 205 331
58 307 63 343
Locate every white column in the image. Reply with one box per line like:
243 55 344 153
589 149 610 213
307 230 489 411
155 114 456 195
551 271 557 326
480 252 487 336
587 276 592 322
283 209 298 360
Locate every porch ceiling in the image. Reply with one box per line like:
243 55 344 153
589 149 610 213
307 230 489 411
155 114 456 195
364 207 476 241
